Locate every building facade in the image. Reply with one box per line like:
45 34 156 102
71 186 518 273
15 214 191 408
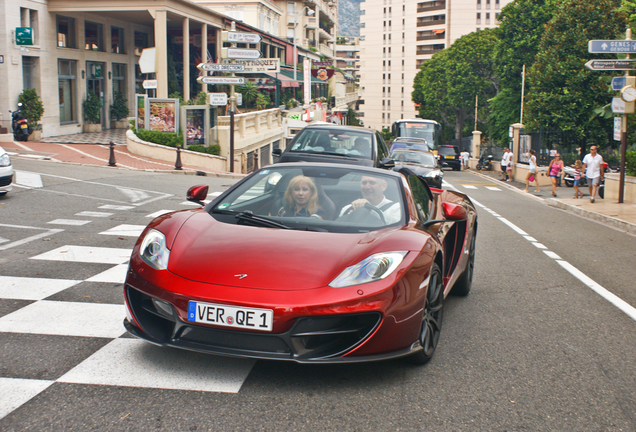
358 0 511 131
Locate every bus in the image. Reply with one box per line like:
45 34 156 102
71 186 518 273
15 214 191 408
391 119 442 154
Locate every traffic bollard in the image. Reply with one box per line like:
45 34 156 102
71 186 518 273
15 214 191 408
108 141 117 167
175 145 183 170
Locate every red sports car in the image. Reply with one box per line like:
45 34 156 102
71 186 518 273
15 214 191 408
124 163 477 364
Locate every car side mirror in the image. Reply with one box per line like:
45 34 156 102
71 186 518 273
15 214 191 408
187 185 209 206
441 202 467 221
378 157 395 169
272 148 282 157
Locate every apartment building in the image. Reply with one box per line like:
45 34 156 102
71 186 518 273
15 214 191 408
334 40 360 80
358 0 511 131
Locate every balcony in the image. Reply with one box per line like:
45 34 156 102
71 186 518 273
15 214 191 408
417 17 446 27
417 32 445 41
319 43 333 57
417 1 446 13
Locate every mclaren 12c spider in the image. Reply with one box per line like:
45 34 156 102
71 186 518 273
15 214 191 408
123 163 477 364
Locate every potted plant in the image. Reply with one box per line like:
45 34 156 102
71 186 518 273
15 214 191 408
83 90 103 132
110 91 130 129
18 89 44 141
237 81 259 108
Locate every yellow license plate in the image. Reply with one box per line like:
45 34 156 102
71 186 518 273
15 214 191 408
445 155 454 159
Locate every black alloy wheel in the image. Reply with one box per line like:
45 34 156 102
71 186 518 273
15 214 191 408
409 263 444 365
451 232 475 296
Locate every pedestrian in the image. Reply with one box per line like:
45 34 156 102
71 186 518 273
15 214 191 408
500 148 509 181
572 160 584 199
461 149 470 170
582 145 604 203
524 149 540 193
547 153 564 197
506 149 514 181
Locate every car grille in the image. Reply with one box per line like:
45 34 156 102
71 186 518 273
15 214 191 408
0 174 13 187
125 286 381 361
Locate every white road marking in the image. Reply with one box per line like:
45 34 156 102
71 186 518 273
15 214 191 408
0 224 64 252
0 276 82 300
47 219 92 226
74 211 113 218
523 236 537 242
543 251 562 260
118 187 151 203
532 242 547 249
485 187 501 191
14 171 43 188
496 217 529 236
146 210 174 218
0 378 54 421
58 338 256 393
0 236 9 244
0 300 125 338
86 263 129 284
461 185 478 189
31 245 132 264
99 204 135 210
99 224 146 237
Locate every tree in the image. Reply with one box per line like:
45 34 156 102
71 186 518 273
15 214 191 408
83 90 103 124
412 29 499 148
18 89 44 128
487 0 557 145
237 80 260 106
525 0 627 145
110 91 130 121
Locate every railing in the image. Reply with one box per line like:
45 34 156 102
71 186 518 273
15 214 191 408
319 43 333 57
417 2 446 13
417 33 445 41
417 18 446 27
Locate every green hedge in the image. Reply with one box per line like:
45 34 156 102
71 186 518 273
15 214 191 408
627 150 636 177
134 129 183 147
187 144 221 156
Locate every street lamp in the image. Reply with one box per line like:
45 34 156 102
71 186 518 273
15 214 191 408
293 7 314 82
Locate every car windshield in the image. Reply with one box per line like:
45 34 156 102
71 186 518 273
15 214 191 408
288 128 374 158
391 150 437 166
438 146 458 156
210 165 406 233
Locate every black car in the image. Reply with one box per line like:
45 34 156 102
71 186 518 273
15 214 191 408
437 145 461 171
391 148 443 189
272 124 394 169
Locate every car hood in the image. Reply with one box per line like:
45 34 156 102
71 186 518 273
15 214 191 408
167 212 423 290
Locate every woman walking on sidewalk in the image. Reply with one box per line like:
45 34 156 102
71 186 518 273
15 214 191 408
548 153 564 197
524 149 540 193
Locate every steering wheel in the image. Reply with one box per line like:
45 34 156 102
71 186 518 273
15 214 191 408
364 203 386 224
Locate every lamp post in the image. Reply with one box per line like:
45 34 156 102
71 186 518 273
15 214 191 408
293 7 314 83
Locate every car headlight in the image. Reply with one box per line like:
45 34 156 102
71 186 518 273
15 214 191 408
139 229 170 270
329 251 408 288
424 170 442 178
0 153 10 167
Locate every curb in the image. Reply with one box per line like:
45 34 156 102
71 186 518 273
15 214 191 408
546 198 636 235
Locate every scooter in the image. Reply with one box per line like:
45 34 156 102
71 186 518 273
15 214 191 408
10 103 31 141
476 154 493 171
563 166 586 188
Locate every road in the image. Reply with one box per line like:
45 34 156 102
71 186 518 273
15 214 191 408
1 159 635 431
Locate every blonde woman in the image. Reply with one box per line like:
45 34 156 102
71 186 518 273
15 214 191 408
278 175 324 218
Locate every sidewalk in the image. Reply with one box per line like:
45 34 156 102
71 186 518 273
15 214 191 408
465 168 636 235
3 131 242 179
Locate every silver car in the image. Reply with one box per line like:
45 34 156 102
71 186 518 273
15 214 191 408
0 146 14 196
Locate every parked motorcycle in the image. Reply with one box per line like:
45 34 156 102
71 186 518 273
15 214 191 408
476 154 493 171
10 103 31 141
563 163 613 199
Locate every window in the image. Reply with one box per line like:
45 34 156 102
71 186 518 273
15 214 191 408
57 16 76 48
58 59 77 123
111 26 125 54
21 8 39 45
407 174 432 221
112 63 126 96
85 21 104 51
134 31 148 55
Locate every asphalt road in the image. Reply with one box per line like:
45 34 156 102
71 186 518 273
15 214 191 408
1 160 635 431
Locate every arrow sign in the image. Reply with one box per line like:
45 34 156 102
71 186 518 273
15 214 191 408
589 40 636 53
611 76 627 91
585 60 636 71
208 93 228 106
197 63 245 72
197 77 245 85
222 48 262 60
222 31 261 44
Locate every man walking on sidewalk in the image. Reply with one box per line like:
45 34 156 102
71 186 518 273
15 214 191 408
582 145 604 203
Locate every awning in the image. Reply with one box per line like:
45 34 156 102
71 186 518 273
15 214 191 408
433 29 445 34
265 72 299 88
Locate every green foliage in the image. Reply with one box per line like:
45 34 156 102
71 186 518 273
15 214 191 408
256 92 271 109
525 0 627 139
286 98 299 108
18 88 44 126
110 92 130 121
626 150 636 176
347 108 360 126
381 128 393 143
237 81 260 106
168 92 185 105
187 144 221 156
83 90 103 124
193 92 207 106
134 128 183 147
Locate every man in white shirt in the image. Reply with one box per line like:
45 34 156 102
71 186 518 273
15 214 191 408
461 150 470 170
500 148 510 180
339 175 402 224
582 145 604 203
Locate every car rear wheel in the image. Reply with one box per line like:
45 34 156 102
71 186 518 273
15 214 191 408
451 232 475 296
409 263 443 365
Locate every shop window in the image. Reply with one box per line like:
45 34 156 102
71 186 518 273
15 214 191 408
58 59 77 123
111 26 125 54
85 21 104 51
112 63 126 96
57 15 76 48
134 31 148 56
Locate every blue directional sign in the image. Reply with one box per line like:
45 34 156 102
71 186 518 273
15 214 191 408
612 77 627 91
589 40 636 53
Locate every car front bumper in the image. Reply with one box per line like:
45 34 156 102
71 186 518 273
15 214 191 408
0 167 14 194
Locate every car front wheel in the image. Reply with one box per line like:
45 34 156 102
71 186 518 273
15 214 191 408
409 263 444 365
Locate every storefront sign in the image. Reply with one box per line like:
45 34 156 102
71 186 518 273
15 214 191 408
219 59 280 73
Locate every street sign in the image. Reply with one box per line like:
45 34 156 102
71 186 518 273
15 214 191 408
611 97 635 114
611 76 627 91
208 93 228 106
221 48 262 60
197 77 245 85
197 63 245 72
589 40 636 53
142 79 158 89
219 59 280 73
585 60 636 71
614 117 622 141
222 31 261 44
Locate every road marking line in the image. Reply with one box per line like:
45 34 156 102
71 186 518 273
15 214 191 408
86 263 129 284
485 187 501 191
0 378 54 421
14 171 43 188
99 224 146 237
557 260 636 322
48 219 92 226
532 242 547 249
462 185 478 189
0 276 82 300
31 245 132 264
146 210 174 218
0 224 64 252
496 217 528 236
523 235 537 242
543 250 562 260
75 211 113 218
99 204 135 210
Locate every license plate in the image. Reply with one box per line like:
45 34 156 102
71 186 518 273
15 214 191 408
187 301 273 331
20 124 27 129
445 155 454 159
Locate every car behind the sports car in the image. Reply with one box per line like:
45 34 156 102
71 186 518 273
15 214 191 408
124 163 477 364
0 146 13 196
390 148 443 189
